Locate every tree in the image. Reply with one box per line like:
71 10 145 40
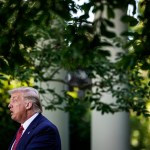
0 0 150 149
0 0 149 114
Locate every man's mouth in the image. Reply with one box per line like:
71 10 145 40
10 110 13 115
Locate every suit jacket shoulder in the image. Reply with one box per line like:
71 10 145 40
9 113 61 150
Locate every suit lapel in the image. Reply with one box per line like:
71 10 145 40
15 113 42 149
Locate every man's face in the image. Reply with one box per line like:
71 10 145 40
8 92 27 123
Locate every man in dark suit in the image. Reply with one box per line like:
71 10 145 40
8 86 61 150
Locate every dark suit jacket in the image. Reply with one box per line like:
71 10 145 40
8 113 61 150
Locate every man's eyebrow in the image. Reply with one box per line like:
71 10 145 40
10 96 18 99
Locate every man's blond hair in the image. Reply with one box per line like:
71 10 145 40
8 86 43 113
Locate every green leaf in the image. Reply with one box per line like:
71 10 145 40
104 19 114 27
121 15 139 26
107 5 115 19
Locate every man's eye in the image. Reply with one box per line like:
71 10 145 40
12 99 17 103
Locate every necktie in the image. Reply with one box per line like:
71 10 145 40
12 125 24 150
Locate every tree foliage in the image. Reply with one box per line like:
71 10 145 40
0 0 149 116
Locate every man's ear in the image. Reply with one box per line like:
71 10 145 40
25 101 33 110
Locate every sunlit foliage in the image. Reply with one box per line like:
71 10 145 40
0 0 149 125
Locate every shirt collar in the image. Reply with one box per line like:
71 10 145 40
22 113 39 133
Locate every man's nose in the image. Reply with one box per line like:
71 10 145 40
8 103 12 108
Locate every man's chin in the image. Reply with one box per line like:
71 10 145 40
10 114 15 120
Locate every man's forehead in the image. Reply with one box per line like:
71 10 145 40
11 91 23 97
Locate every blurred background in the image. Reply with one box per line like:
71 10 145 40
0 0 150 149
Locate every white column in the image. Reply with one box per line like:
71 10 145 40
91 94 130 150
39 70 69 150
43 109 69 150
91 9 130 150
